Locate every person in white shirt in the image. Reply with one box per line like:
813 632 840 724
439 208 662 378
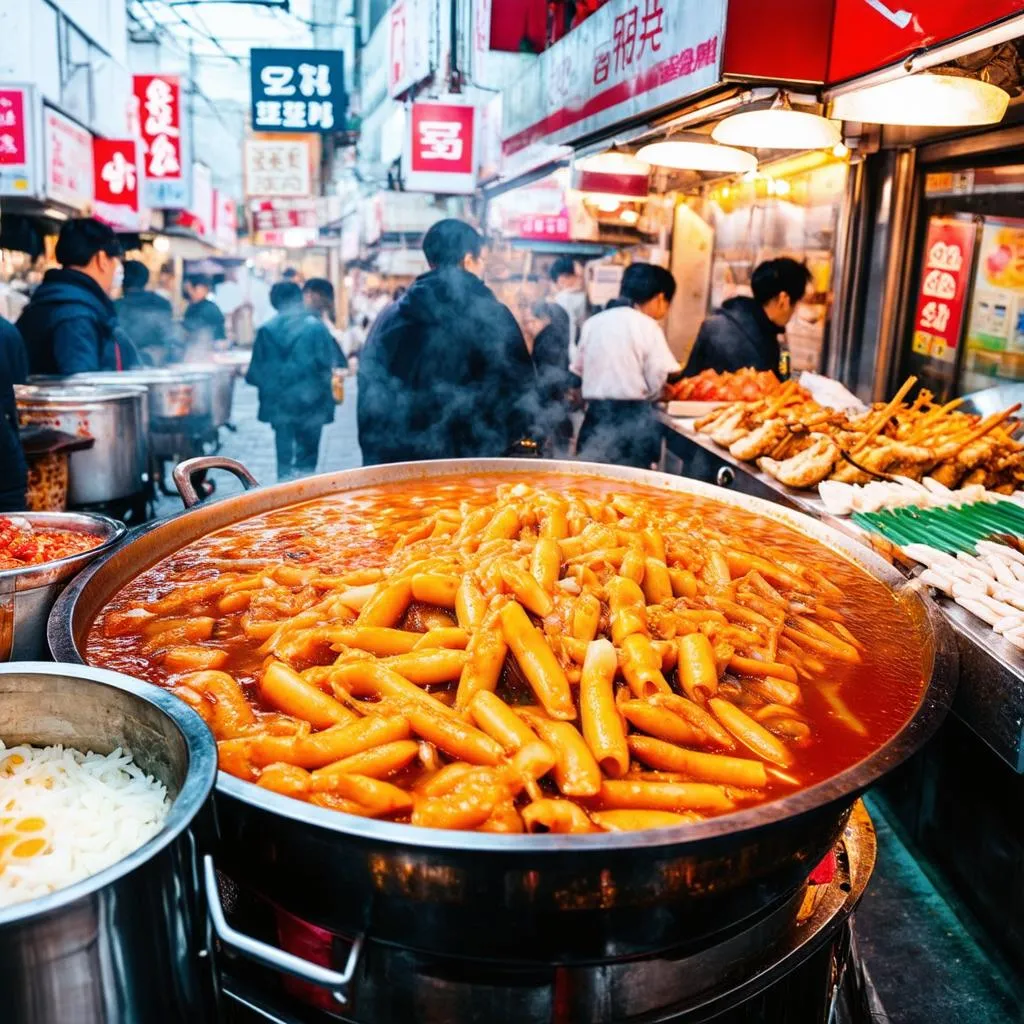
570 263 681 468
550 256 587 361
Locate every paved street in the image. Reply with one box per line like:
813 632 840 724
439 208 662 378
151 375 363 519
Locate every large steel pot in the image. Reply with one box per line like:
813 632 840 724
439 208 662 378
49 458 957 973
75 369 214 422
15 383 148 504
177 362 235 428
0 662 218 1023
2 511 124 661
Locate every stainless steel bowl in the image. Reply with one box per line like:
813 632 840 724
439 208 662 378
1 512 125 662
0 663 218 1024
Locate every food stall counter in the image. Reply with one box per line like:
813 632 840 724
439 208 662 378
658 408 1024 773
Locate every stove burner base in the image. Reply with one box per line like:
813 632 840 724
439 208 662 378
215 805 879 1024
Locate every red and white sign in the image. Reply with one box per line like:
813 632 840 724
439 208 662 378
0 88 27 167
92 138 140 229
503 0 725 156
389 0 432 98
910 217 977 365
473 0 493 57
133 74 188 208
0 85 38 198
179 162 214 241
406 99 478 195
828 1 1024 84
44 107 93 211
214 191 238 253
249 197 318 233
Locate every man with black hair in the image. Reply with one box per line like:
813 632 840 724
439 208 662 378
357 218 536 465
182 273 227 358
246 281 345 480
116 260 176 366
549 255 586 355
571 263 682 468
684 257 812 379
17 217 139 375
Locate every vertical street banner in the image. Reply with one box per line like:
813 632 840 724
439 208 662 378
133 74 188 208
389 0 432 98
909 217 977 365
43 107 93 212
93 137 140 230
404 98 478 195
250 48 345 133
0 85 39 198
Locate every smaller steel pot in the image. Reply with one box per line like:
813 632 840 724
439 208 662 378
16 383 149 504
0 512 124 661
177 363 235 428
0 663 218 1024
76 369 214 422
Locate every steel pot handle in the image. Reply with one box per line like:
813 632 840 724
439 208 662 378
203 856 364 1005
173 457 260 508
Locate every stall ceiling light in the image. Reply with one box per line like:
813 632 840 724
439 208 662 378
575 151 650 175
712 97 841 151
636 139 757 174
831 73 1009 127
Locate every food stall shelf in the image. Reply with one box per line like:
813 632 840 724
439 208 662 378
658 409 1024 774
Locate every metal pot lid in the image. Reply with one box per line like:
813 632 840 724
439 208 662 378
15 383 148 404
74 369 214 387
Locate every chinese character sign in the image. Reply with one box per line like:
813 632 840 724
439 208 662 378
44 107 93 212
406 100 477 195
0 89 27 166
244 138 312 198
504 0 725 155
133 74 188 208
93 138 140 230
250 49 345 134
910 217 977 365
389 0 432 97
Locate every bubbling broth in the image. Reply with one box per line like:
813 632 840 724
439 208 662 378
85 474 928 834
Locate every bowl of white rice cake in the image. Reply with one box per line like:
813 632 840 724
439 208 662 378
0 662 217 1024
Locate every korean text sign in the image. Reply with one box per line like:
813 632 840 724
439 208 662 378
503 0 725 155
44 107 93 211
250 48 345 134
244 138 312 198
910 217 977 365
133 74 188 208
405 100 477 195
93 138 140 229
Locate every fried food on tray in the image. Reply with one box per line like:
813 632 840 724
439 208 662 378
696 377 1024 493
86 475 925 835
667 368 785 404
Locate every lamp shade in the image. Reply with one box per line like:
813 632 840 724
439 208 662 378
712 109 841 150
831 73 1009 127
636 139 757 173
575 151 650 175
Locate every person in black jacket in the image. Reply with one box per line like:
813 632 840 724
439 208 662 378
525 300 574 457
116 260 177 366
246 281 344 480
357 219 537 466
182 274 227 360
17 217 139 376
0 315 28 511
684 258 812 380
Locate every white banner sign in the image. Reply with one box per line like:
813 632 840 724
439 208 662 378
388 0 432 98
503 0 726 155
44 106 93 211
244 138 312 198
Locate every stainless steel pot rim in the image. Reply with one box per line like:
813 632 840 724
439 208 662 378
0 512 126 586
16 383 149 402
0 662 217 926
49 457 958 855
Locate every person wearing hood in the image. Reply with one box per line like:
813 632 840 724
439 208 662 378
246 281 345 480
115 260 177 366
17 217 139 375
357 219 536 466
683 258 812 380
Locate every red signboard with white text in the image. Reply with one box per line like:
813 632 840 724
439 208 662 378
0 85 37 197
406 100 478 194
93 138 140 230
909 217 978 365
502 0 725 157
0 89 27 166
133 74 188 208
828 0 1024 84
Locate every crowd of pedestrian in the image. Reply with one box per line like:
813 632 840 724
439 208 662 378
0 211 812 512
